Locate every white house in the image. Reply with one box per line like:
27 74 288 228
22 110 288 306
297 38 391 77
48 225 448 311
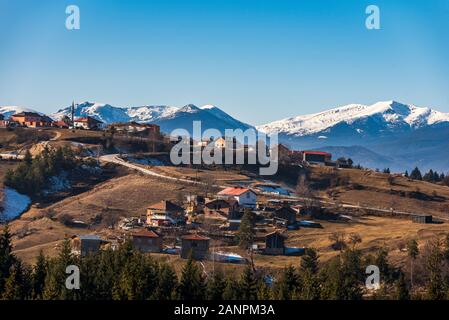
217 187 257 208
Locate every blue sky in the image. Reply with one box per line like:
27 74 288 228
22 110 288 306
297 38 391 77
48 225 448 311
0 0 448 124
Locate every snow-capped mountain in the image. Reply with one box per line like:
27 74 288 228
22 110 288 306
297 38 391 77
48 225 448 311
257 101 449 137
257 101 449 171
151 104 255 134
0 106 41 118
52 102 178 124
52 102 253 135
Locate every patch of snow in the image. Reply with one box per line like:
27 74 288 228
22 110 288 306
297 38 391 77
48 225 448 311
1 188 31 221
43 174 71 195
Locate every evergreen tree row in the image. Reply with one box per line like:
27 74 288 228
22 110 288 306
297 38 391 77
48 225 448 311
3 226 449 300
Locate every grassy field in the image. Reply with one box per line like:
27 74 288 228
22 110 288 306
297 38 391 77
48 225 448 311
310 166 449 218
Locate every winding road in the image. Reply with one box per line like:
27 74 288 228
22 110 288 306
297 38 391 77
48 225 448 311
98 154 447 221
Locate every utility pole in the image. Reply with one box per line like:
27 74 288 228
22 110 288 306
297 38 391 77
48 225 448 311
71 101 75 130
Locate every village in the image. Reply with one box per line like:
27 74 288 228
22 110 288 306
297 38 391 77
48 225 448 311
0 106 445 272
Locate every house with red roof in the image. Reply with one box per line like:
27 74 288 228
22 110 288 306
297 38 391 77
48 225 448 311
146 200 186 227
217 187 257 208
180 234 210 260
131 229 163 253
74 116 104 130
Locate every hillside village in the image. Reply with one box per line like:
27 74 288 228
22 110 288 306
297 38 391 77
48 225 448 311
1 106 449 301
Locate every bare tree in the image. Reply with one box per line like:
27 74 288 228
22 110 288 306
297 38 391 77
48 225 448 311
296 174 319 216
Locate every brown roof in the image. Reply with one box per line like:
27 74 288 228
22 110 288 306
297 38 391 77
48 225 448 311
181 234 210 241
147 200 184 212
131 229 160 238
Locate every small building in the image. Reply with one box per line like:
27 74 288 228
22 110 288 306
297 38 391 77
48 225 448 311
70 234 108 257
131 229 163 253
411 214 432 224
53 116 72 128
11 112 53 128
301 150 332 165
217 187 257 208
180 234 210 260
74 116 104 130
264 231 287 255
146 200 186 226
273 206 297 226
204 198 240 218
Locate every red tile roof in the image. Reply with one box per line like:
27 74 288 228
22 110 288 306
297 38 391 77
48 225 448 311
217 187 254 196
131 229 160 238
181 234 210 241
302 150 331 156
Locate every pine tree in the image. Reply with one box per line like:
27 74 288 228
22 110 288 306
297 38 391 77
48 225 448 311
43 239 77 300
178 255 205 300
32 250 48 299
155 263 178 300
410 167 422 180
223 278 239 300
276 265 297 300
404 170 409 178
425 240 445 300
0 225 15 294
298 248 320 299
239 266 258 300
394 272 410 300
206 271 226 300
2 260 30 300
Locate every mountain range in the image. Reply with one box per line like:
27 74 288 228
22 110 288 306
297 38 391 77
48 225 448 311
1 100 449 172
257 101 449 172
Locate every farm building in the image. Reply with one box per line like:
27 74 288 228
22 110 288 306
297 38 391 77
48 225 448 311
180 234 210 260
217 187 257 208
11 112 53 128
70 234 108 257
204 198 240 218
146 200 186 227
301 150 332 165
273 206 297 226
131 229 163 253
411 214 433 224
264 231 287 255
74 116 104 130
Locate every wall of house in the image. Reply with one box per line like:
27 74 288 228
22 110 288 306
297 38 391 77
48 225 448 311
132 237 162 253
181 240 209 260
236 192 257 207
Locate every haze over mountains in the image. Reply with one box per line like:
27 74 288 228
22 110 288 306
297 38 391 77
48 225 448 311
1 100 449 172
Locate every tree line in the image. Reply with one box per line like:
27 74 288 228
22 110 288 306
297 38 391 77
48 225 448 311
3 226 449 300
4 146 78 198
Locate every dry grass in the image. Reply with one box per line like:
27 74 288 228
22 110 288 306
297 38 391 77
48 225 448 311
311 166 449 218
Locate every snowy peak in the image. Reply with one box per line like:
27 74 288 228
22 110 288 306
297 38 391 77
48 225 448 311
0 105 41 118
52 101 178 124
257 100 449 136
48 101 254 134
